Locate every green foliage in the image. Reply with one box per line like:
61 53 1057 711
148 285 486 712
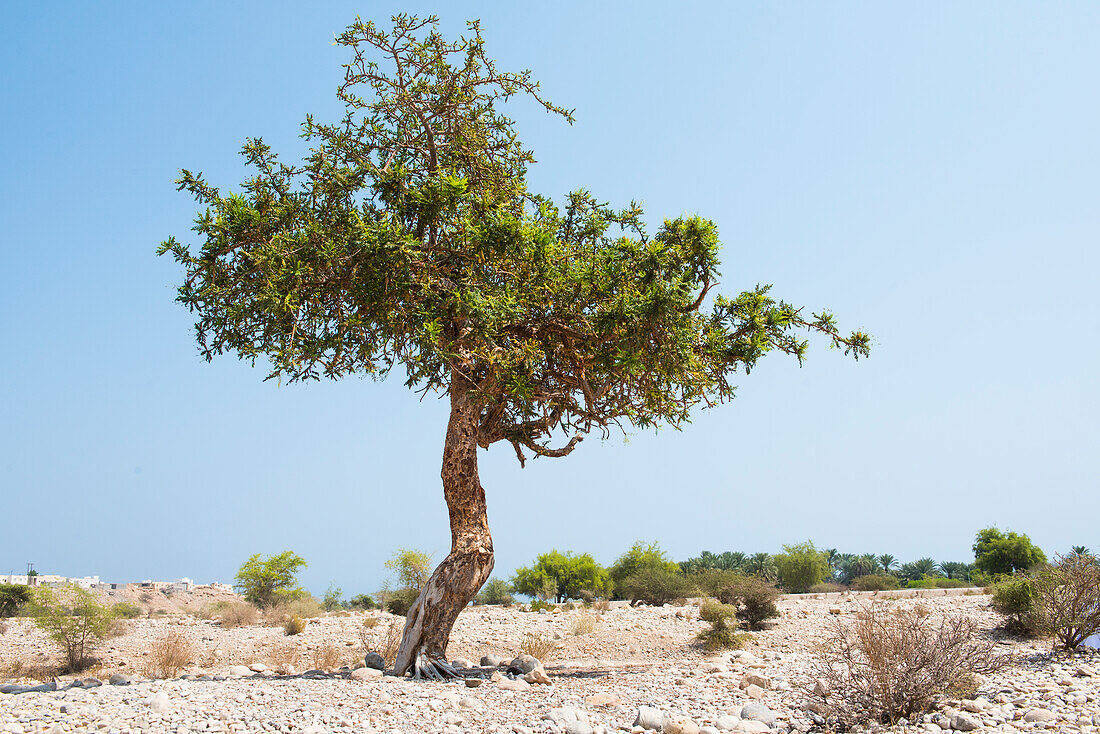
159 15 869 470
899 558 941 582
385 587 421 617
512 551 611 602
990 576 1039 634
973 527 1047 577
27 585 117 672
475 578 515 605
112 602 142 619
322 583 345 612
850 574 901 591
621 567 697 606
385 548 433 591
696 601 750 650
527 599 554 613
610 542 680 598
938 561 973 581
234 551 308 608
714 574 781 629
744 552 779 581
0 584 31 618
284 615 307 635
680 551 747 575
775 541 831 593
348 593 377 610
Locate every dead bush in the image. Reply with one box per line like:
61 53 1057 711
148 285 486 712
359 620 403 668
361 615 380 629
570 612 599 636
1032 554 1100 649
310 639 343 671
284 615 307 635
593 600 610 612
142 631 193 679
808 602 1010 726
214 602 259 628
266 640 301 672
518 632 559 661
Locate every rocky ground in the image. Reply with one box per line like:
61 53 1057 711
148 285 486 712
1 590 1097 733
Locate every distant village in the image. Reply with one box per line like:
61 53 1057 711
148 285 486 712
0 572 232 594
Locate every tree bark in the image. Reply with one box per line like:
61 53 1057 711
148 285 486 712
393 382 495 678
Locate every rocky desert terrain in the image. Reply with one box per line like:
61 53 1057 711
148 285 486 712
1 589 1098 734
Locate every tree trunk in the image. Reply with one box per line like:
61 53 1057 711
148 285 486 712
393 383 494 678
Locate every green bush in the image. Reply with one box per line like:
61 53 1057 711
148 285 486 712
112 602 142 618
322 584 345 611
610 542 681 599
621 567 697 606
990 576 1038 634
973 527 1047 577
512 551 611 602
690 569 744 598
27 585 117 672
234 551 308 608
527 599 554 612
851 574 900 591
715 574 780 629
475 578 515 605
775 541 831 593
385 587 420 616
0 584 31 618
696 601 750 650
348 593 376 610
284 614 307 635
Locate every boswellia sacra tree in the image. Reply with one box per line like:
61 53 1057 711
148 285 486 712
159 15 870 679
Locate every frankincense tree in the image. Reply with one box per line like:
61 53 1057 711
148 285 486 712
159 14 869 678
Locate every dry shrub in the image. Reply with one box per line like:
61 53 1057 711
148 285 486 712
361 615 381 629
359 620 403 668
808 602 1010 726
0 622 8 635
215 602 259 628
142 631 193 679
1033 554 1100 649
570 612 599 636
311 639 343 671
518 632 559 661
284 615 307 635
593 600 610 612
266 596 324 627
266 640 301 671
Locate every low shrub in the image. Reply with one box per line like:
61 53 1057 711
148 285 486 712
26 585 117 673
527 599 554 613
905 576 969 589
361 615 381 629
358 620 403 668
0 585 31 618
621 568 697 606
570 612 599 636
809 582 848 594
311 639 343 671
1032 554 1100 649
112 602 142 619
593 600 611 612
990 576 1039 634
385 588 420 617
696 602 751 650
808 602 1011 726
142 631 193 679
284 615 307 635
475 578 515 606
348 594 376 610
851 574 900 592
518 632 559 661
714 574 780 629
214 601 259 628
266 640 301 671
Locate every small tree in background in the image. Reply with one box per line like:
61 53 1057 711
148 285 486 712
0 584 31 618
1032 554 1100 649
744 553 779 581
973 527 1046 578
349 593 377 610
775 541 831 593
159 14 868 677
234 551 307 607
475 578 515 605
385 549 433 591
322 583 346 611
512 551 610 602
27 585 117 672
610 542 681 599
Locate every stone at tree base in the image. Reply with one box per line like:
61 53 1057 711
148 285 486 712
738 703 776 728
350 667 382 681
465 677 483 687
508 654 541 674
451 657 473 668
363 652 385 670
1023 708 1057 723
950 713 981 731
634 706 667 731
480 654 505 666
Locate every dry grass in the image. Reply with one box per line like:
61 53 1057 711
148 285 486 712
264 597 324 627
213 602 259 628
310 639 343 671
283 615 307 635
570 612 599 636
361 615 381 629
359 620 403 667
518 632 559 661
266 641 301 672
142 631 193 679
592 600 611 613
807 602 1011 725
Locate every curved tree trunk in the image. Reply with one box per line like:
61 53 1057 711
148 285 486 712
393 383 494 678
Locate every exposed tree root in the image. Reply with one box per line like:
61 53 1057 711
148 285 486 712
409 652 462 681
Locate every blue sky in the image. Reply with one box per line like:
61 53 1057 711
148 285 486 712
2 3 1097 596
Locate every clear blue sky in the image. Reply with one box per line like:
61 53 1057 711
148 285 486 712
2 3 1097 596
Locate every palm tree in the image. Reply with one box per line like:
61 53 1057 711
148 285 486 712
938 561 972 580
718 551 748 572
901 557 940 582
745 553 777 581
1071 545 1091 558
878 554 897 575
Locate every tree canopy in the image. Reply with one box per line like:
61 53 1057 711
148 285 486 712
973 527 1047 577
512 550 611 602
234 551 307 607
159 14 869 468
